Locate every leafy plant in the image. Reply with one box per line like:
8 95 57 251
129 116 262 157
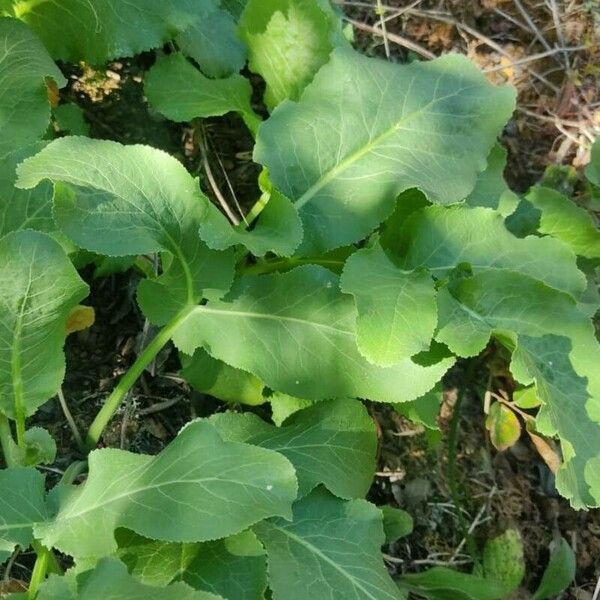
0 1 598 598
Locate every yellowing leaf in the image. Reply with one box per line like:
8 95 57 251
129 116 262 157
65 305 95 335
485 402 521 451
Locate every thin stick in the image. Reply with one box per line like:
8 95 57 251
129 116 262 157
482 45 585 73
512 0 553 54
344 17 435 59
198 128 240 226
57 388 84 451
592 575 600 600
548 0 570 70
375 0 391 59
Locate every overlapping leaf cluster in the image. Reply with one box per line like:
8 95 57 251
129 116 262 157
0 0 598 598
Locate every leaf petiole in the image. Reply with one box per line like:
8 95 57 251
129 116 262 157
0 413 16 468
85 306 194 451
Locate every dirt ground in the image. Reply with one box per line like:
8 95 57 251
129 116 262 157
13 1 600 597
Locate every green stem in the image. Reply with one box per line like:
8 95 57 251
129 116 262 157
0 414 16 468
241 110 262 139
59 460 87 486
85 307 192 451
28 543 50 599
447 360 479 560
56 388 85 452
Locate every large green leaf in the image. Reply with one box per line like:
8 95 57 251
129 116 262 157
16 137 235 325
239 0 345 109
340 243 437 366
0 17 65 158
144 54 259 134
11 0 206 64
36 558 223 599
531 537 576 600
464 144 519 217
0 144 53 237
0 230 88 419
116 530 266 600
173 266 454 403
585 138 600 187
511 335 600 509
255 49 515 254
210 398 377 498
0 467 47 562
254 488 402 600
35 420 297 558
176 4 247 78
526 186 600 259
396 205 585 298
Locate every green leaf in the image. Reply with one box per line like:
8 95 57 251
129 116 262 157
0 17 65 158
15 137 235 325
394 383 442 431
52 103 90 137
269 393 316 426
254 488 403 600
0 467 47 562
465 144 519 217
485 402 521 451
181 532 267 600
116 530 267 600
222 0 247 19
396 205 585 298
511 335 600 509
144 54 259 134
0 144 54 237
526 186 600 259
12 0 207 64
173 266 454 403
531 538 576 600
37 557 223 599
513 386 541 409
585 138 600 187
35 420 297 559
198 188 303 257
381 506 413 543
239 0 345 109
177 5 247 78
482 528 525 594
340 243 437 366
255 49 516 254
20 426 57 466
210 398 377 499
181 349 266 406
0 230 88 419
400 567 507 600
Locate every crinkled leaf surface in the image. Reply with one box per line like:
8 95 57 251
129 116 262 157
0 144 53 237
198 188 303 257
11 0 206 64
116 530 266 600
145 54 257 133
0 230 88 418
177 4 246 78
341 243 437 365
210 398 377 498
37 558 222 600
16 137 235 325
396 205 585 298
482 529 525 594
0 467 47 562
254 488 403 600
239 0 345 109
511 336 600 509
173 266 454 403
255 49 516 254
0 18 65 158
35 420 297 558
526 186 600 259
464 144 519 216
